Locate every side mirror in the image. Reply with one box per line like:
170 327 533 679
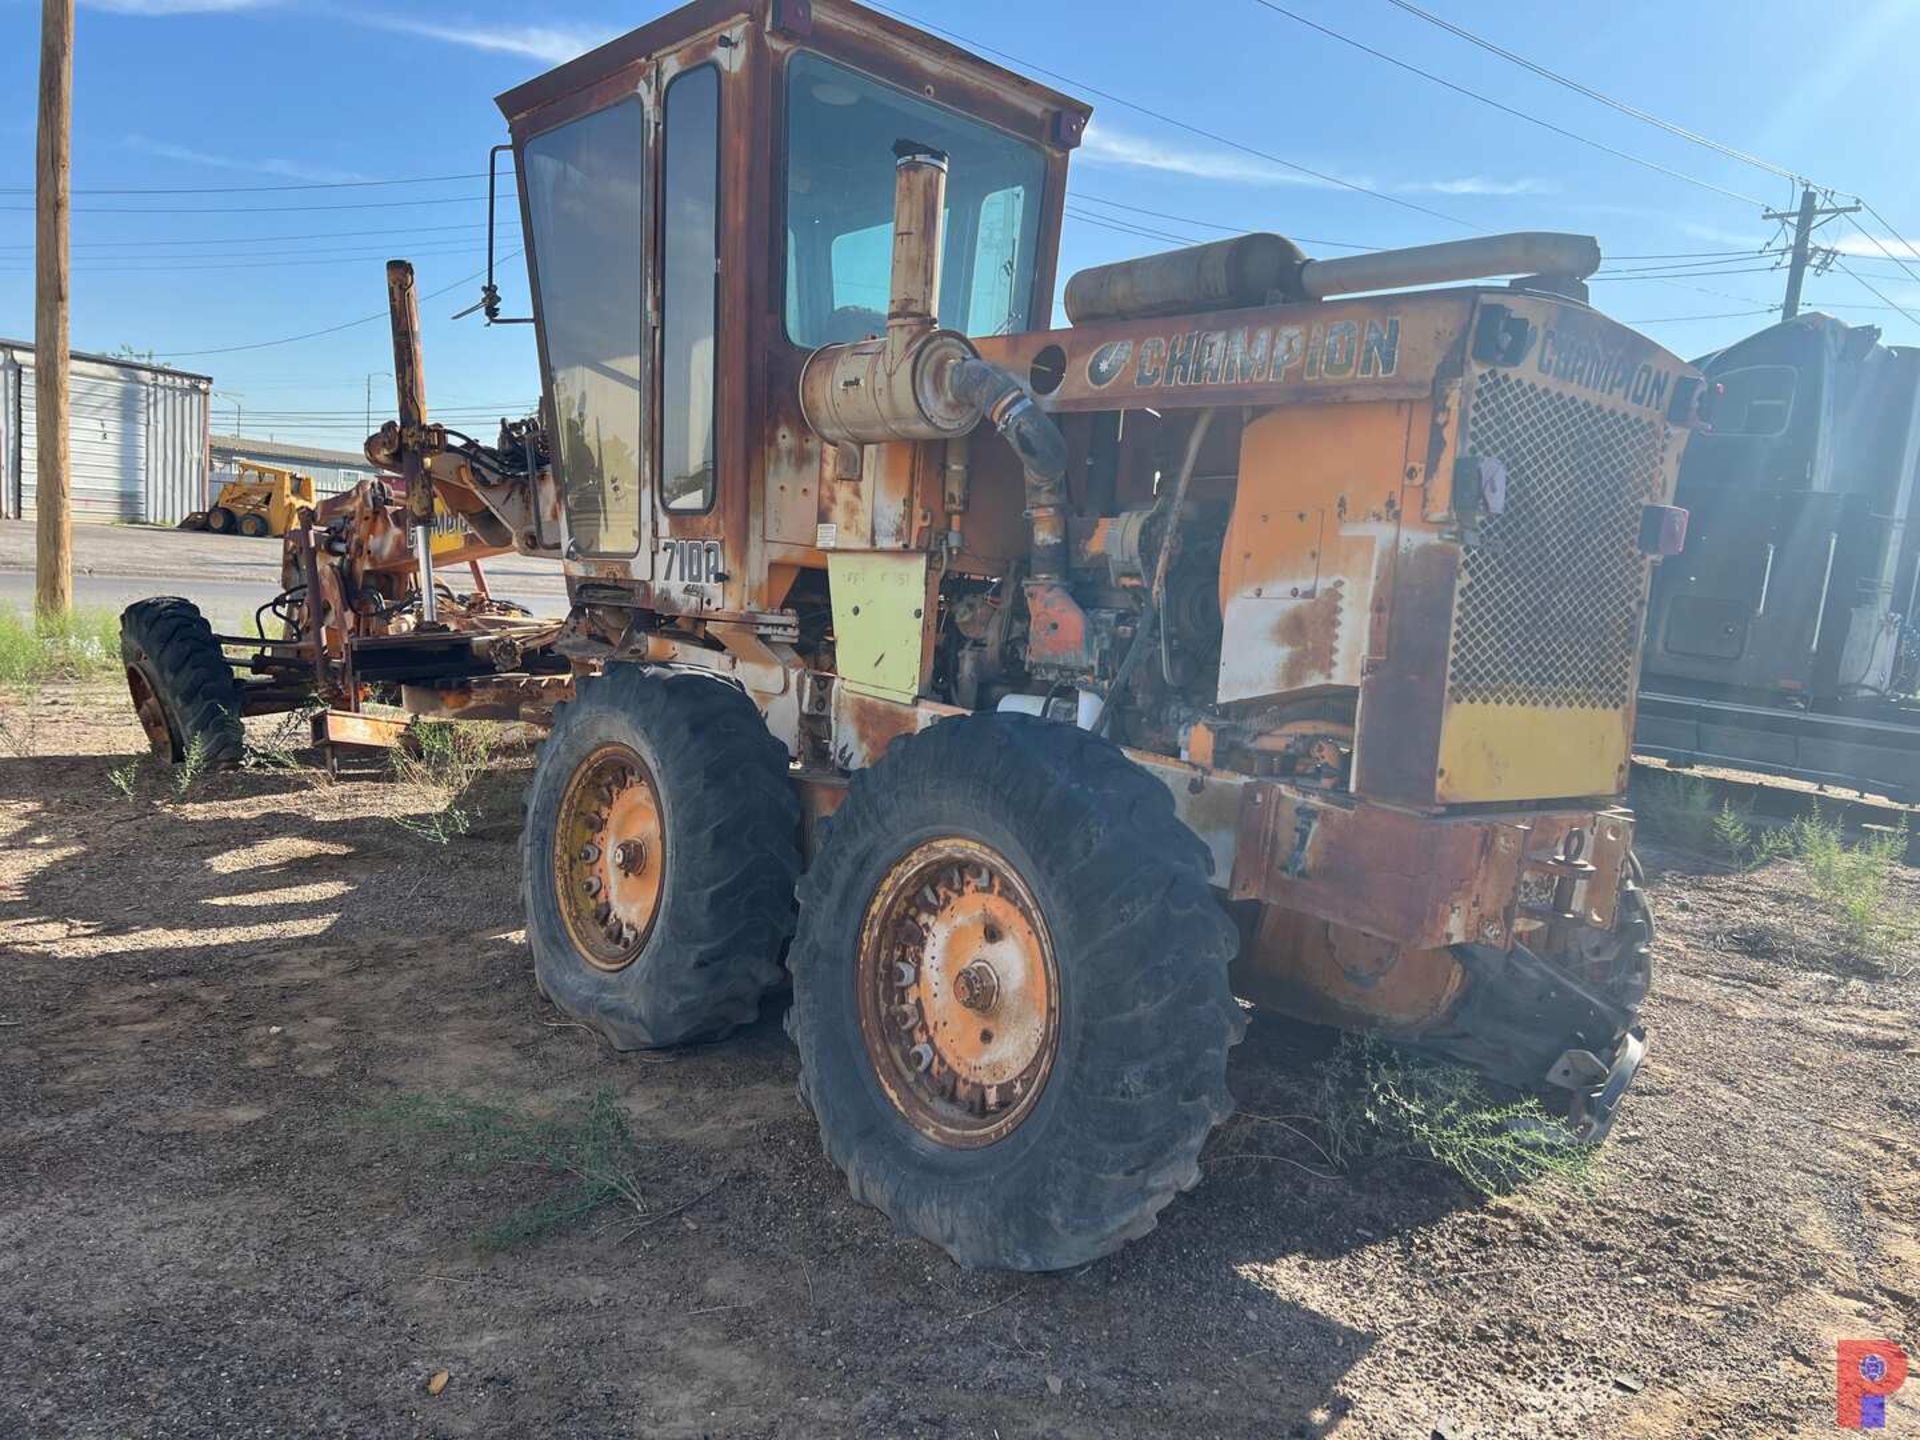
453 144 534 325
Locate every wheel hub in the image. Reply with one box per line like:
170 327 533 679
856 837 1059 1147
125 663 174 759
553 744 664 971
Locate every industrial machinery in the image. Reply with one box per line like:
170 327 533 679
135 0 1702 1271
1638 312 1920 800
123 447 569 771
179 459 319 538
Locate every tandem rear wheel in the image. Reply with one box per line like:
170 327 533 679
786 713 1245 1272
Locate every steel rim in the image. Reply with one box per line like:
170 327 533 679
125 663 174 758
856 837 1060 1148
553 743 665 971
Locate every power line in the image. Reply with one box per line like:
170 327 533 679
1073 192 1379 250
1843 210 1920 293
1372 0 1920 331
1378 0 1806 186
0 170 490 197
1246 0 1765 207
1623 308 1779 325
0 194 490 215
0 220 521 252
1065 207 1207 249
0 245 488 275
869 1 1477 230
1832 258 1920 329
1596 250 1785 276
157 251 521 359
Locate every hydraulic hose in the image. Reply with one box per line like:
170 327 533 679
949 358 1070 577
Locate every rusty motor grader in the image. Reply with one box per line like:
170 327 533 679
162 0 1704 1270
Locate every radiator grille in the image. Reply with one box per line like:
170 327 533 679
1448 371 1668 710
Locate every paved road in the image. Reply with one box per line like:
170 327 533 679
0 519 567 622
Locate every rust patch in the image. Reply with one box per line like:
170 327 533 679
1273 579 1343 690
1354 538 1457 808
1232 906 1465 1035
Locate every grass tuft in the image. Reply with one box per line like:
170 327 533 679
1314 1035 1598 1198
388 721 498 844
365 1089 653 1250
0 606 122 691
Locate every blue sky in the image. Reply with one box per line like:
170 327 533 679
4 0 1919 451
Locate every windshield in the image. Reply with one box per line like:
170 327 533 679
523 98 647 559
784 52 1047 346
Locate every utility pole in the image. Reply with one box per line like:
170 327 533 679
34 0 73 617
1767 185 1862 320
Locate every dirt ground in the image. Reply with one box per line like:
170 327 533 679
2 680 1916 1439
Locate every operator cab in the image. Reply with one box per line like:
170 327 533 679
494 0 1086 610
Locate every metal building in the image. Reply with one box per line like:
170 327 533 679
0 340 212 525
208 434 380 501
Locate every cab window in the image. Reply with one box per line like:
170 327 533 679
1711 365 1797 439
784 52 1046 346
524 99 647 557
661 64 720 514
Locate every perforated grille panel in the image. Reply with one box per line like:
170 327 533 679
1448 371 1668 710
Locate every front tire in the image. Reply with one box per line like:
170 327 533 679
521 665 800 1050
119 597 245 767
787 714 1244 1271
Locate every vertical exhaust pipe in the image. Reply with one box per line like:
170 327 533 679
887 142 947 367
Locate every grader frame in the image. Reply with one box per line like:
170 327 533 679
127 0 1700 1271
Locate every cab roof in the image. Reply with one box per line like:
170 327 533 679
495 0 1089 146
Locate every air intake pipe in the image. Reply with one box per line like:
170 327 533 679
796 140 1068 577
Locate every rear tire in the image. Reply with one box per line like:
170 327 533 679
119 597 245 767
237 512 270 539
205 506 237 535
521 664 800 1050
787 714 1244 1271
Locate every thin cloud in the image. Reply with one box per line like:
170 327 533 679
347 13 614 63
1677 221 1773 249
1403 176 1557 197
1831 233 1920 263
1080 123 1345 189
1081 123 1547 199
123 134 371 184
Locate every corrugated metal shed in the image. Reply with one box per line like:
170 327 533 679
208 434 380 500
0 341 212 524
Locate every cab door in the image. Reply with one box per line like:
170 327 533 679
521 90 656 573
653 58 726 600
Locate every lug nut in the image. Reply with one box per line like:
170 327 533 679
578 842 601 864
908 1043 934 1072
583 875 603 897
894 962 917 987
